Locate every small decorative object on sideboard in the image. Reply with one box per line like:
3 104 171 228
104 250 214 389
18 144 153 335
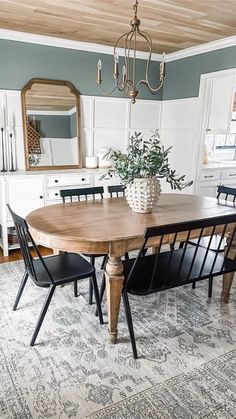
103 131 193 213
85 156 98 169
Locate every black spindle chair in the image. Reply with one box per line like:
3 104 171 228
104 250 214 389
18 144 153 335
107 184 125 198
188 186 236 291
188 186 236 251
60 186 108 305
121 213 236 358
8 204 103 347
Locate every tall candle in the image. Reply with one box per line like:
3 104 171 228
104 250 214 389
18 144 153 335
8 114 13 132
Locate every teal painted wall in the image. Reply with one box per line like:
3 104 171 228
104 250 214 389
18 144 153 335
0 39 162 100
1 38 235 101
163 46 236 100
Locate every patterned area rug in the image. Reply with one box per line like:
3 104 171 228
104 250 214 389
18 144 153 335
0 260 236 419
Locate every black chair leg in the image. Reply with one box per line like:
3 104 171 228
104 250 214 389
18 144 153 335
122 290 138 359
100 274 106 304
95 273 106 317
208 277 213 298
13 271 29 311
74 280 78 297
101 255 108 270
89 256 95 305
91 273 104 325
30 285 56 346
192 281 196 290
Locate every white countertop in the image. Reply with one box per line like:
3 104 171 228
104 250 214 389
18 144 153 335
0 168 109 176
202 161 236 170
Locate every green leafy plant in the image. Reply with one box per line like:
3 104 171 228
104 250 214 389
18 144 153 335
104 130 193 190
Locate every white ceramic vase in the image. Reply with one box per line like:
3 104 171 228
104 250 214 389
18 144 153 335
125 177 161 213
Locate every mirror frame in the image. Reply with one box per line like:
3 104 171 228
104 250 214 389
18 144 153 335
21 78 82 170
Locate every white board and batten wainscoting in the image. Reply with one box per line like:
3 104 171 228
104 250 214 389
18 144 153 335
1 70 235 256
0 94 165 256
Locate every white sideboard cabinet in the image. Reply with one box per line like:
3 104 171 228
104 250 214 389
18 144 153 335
196 166 236 198
0 169 119 256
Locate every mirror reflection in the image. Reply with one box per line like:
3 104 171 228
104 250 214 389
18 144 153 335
22 79 81 170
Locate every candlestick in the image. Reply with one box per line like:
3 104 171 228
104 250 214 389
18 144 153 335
9 133 15 172
1 128 7 172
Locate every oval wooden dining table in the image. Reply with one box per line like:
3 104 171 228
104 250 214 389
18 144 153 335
26 193 236 344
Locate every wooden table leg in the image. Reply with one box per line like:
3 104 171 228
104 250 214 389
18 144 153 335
221 229 236 303
105 256 124 344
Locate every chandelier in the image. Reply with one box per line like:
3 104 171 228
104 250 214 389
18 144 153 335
96 0 165 104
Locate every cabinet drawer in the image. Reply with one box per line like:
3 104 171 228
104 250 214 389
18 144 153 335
200 171 220 182
46 189 63 201
46 174 91 187
221 170 236 180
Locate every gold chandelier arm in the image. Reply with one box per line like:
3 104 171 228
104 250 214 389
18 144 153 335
126 30 135 83
135 28 165 93
117 79 133 93
114 31 130 53
97 81 119 96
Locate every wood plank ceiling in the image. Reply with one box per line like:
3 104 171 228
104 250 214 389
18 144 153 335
0 1 235 53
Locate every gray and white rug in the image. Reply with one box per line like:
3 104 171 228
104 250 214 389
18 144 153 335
0 259 236 418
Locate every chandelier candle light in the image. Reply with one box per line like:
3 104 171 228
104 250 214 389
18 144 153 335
96 0 165 104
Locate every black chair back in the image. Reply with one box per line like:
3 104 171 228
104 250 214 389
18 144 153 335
217 185 236 203
60 186 104 202
125 213 236 294
7 205 54 285
108 185 125 198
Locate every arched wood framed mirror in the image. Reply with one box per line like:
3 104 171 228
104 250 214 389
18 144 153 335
22 78 82 170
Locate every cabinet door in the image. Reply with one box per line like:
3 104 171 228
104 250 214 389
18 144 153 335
7 177 44 220
208 76 235 133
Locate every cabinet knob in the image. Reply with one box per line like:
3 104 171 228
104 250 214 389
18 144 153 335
39 196 43 199
81 177 85 181
55 193 59 196
55 179 59 183
206 128 211 132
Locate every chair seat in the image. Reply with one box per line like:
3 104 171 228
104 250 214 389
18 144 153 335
123 247 236 295
82 253 107 258
188 235 227 252
32 253 95 287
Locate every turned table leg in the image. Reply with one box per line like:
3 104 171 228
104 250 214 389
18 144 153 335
221 228 236 303
105 256 124 344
